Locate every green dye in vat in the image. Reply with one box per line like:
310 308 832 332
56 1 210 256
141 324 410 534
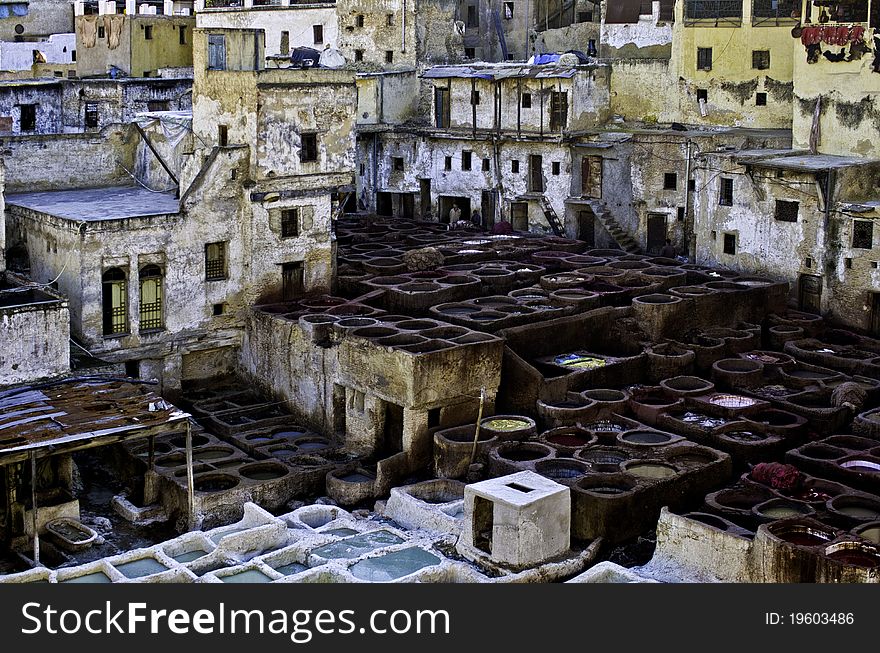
273 562 308 576
60 571 112 584
170 549 209 563
837 505 880 520
626 463 676 479
311 530 404 559
323 528 359 537
221 569 274 583
554 353 606 369
761 505 807 519
349 547 441 582
115 558 169 578
858 527 880 544
483 419 528 431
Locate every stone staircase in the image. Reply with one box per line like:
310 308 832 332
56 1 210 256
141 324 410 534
586 200 642 254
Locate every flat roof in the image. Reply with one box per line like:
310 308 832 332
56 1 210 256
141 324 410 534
0 379 188 465
749 153 879 171
5 186 179 222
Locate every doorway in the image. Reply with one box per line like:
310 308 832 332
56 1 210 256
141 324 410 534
481 189 496 228
577 209 595 246
438 195 470 224
647 213 667 254
419 178 432 219
870 293 880 337
581 155 602 198
473 496 493 554
400 193 414 220
798 274 822 314
381 401 404 457
511 202 529 231
376 192 393 217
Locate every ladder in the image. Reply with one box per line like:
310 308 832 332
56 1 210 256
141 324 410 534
539 196 565 237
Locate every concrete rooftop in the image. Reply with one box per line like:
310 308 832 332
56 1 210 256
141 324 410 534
5 186 179 222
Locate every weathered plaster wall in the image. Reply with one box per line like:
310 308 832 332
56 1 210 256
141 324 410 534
0 127 136 190
670 2 794 129
335 0 420 69
0 298 70 385
791 43 880 158
0 81 62 134
196 6 337 58
608 58 676 122
601 4 672 59
0 33 76 72
76 15 194 77
0 0 74 41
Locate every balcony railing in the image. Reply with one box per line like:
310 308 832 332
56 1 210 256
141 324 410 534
752 0 799 26
684 0 743 26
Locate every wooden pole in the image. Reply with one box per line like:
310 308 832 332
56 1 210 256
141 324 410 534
468 388 486 468
30 452 39 567
185 421 195 530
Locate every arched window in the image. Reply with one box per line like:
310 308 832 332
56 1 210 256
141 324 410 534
102 267 128 336
139 264 164 332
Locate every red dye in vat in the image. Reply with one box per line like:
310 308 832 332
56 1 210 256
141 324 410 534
779 532 829 547
826 550 880 567
787 488 833 503
548 434 591 447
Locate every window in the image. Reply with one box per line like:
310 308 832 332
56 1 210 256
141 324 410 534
147 100 169 112
756 92 767 106
139 265 163 332
179 26 186 45
504 2 514 19
84 102 99 129
205 242 227 281
697 88 708 103
359 163 365 176
300 133 318 162
550 91 567 131
207 34 226 71
677 206 686 221
775 200 799 223
464 47 476 59
752 50 770 70
697 47 713 71
385 50 394 63
511 159 520 173
845 258 852 269
144 25 153 40
723 233 736 255
355 14 365 28
482 158 490 171
719 177 734 206
522 92 531 108
471 90 480 105
467 5 479 28
125 360 140 378
19 104 36 131
444 156 452 171
551 161 560 176
102 267 128 336
804 257 812 268
213 303 226 316
392 156 404 171
386 13 394 26
71 49 76 62
98 25 105 39
354 49 364 62
281 209 299 238
853 220 874 249
663 172 678 190
462 151 472 171
435 87 450 128
282 262 304 301
313 25 323 45
688 179 696 191
218 124 228 146
280 31 289 54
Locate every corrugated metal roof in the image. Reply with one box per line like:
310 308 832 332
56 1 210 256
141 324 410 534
0 379 188 459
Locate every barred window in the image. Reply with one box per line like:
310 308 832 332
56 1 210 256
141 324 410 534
205 242 227 281
139 264 164 332
102 267 128 336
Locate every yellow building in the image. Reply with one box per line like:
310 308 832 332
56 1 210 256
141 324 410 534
671 0 797 128
792 0 880 157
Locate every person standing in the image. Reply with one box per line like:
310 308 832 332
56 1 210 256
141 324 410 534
448 202 462 224
660 238 677 258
